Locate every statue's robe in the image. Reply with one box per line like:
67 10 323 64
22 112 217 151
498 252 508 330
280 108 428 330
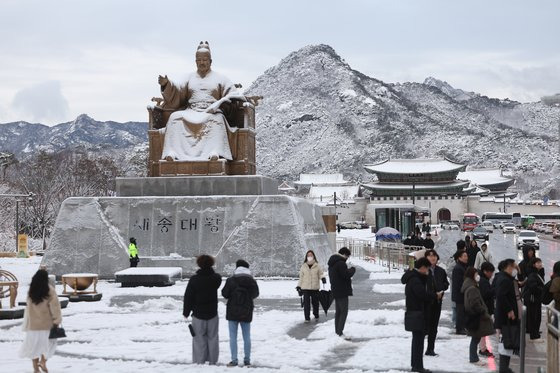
159 70 236 161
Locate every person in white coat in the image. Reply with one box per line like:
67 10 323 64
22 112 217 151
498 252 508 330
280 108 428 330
474 243 493 271
296 250 326 322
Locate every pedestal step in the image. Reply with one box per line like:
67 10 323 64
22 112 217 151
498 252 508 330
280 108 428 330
114 267 182 287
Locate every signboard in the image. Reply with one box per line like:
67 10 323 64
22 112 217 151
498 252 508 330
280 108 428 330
17 234 28 258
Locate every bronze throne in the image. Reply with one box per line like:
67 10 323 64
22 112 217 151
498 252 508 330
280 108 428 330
147 96 261 177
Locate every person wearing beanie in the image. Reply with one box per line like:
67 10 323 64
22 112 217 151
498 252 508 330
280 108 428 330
402 257 437 373
222 259 259 367
328 247 356 339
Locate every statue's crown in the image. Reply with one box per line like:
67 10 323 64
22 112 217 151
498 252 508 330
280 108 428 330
197 41 211 54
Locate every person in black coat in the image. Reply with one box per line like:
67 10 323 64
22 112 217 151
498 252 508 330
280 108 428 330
518 245 536 283
410 233 424 247
423 233 435 250
494 259 518 373
523 257 545 340
222 259 260 367
183 255 222 365
478 261 496 357
328 247 356 338
424 249 448 356
452 250 469 334
402 257 436 373
466 239 479 268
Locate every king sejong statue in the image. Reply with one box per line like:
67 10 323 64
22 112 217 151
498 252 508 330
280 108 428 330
157 41 243 161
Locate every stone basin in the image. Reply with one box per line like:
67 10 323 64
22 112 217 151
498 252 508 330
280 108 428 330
62 273 98 291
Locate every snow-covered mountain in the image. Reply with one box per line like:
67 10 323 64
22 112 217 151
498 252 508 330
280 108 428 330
1 45 559 197
245 44 560 196
0 114 147 156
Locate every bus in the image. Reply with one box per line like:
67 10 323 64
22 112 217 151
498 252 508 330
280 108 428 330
462 213 479 231
529 213 560 222
481 212 513 228
512 212 522 227
521 215 535 229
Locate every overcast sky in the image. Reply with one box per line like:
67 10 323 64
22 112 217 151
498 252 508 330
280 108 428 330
1 0 559 125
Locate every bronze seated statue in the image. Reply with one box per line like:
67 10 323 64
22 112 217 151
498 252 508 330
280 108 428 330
146 41 261 177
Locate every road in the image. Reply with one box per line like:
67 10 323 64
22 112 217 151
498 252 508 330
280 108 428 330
435 228 560 277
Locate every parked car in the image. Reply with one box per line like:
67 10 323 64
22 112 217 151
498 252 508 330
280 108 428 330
472 226 490 241
543 222 555 234
338 222 361 229
481 220 494 233
502 223 516 233
553 226 560 239
442 221 460 230
516 230 540 249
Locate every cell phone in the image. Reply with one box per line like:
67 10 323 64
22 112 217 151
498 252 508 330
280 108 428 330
188 324 196 337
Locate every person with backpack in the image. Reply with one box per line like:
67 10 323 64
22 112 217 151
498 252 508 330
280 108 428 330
328 247 356 339
474 243 493 271
523 257 545 340
462 267 495 365
296 250 326 322
222 259 259 367
183 255 222 365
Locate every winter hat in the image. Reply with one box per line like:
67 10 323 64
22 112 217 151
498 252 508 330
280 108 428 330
236 259 249 269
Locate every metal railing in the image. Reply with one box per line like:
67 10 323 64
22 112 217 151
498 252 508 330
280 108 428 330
335 238 423 272
547 303 560 373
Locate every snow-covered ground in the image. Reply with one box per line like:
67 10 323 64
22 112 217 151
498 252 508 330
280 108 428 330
1 234 491 372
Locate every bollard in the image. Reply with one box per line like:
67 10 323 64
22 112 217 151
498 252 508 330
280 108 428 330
520 305 527 373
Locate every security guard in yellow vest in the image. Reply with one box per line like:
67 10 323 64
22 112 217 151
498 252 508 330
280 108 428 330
128 237 139 267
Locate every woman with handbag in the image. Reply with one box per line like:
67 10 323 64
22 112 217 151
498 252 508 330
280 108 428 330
462 267 495 364
296 250 326 322
19 269 62 373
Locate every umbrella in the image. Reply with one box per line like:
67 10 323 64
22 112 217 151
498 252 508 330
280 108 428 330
375 226 402 242
319 289 334 315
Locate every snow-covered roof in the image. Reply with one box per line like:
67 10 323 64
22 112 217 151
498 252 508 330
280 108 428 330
295 173 349 185
362 180 470 190
308 185 359 200
458 168 514 187
364 158 466 175
278 181 295 191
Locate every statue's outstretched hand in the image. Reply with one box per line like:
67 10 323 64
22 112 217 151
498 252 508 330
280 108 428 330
158 75 169 86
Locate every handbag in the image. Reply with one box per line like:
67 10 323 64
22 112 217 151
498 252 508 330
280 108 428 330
501 319 520 350
404 311 425 332
49 324 67 339
465 311 481 331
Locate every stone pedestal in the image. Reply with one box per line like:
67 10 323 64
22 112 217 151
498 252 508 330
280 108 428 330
44 176 334 278
116 175 278 197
